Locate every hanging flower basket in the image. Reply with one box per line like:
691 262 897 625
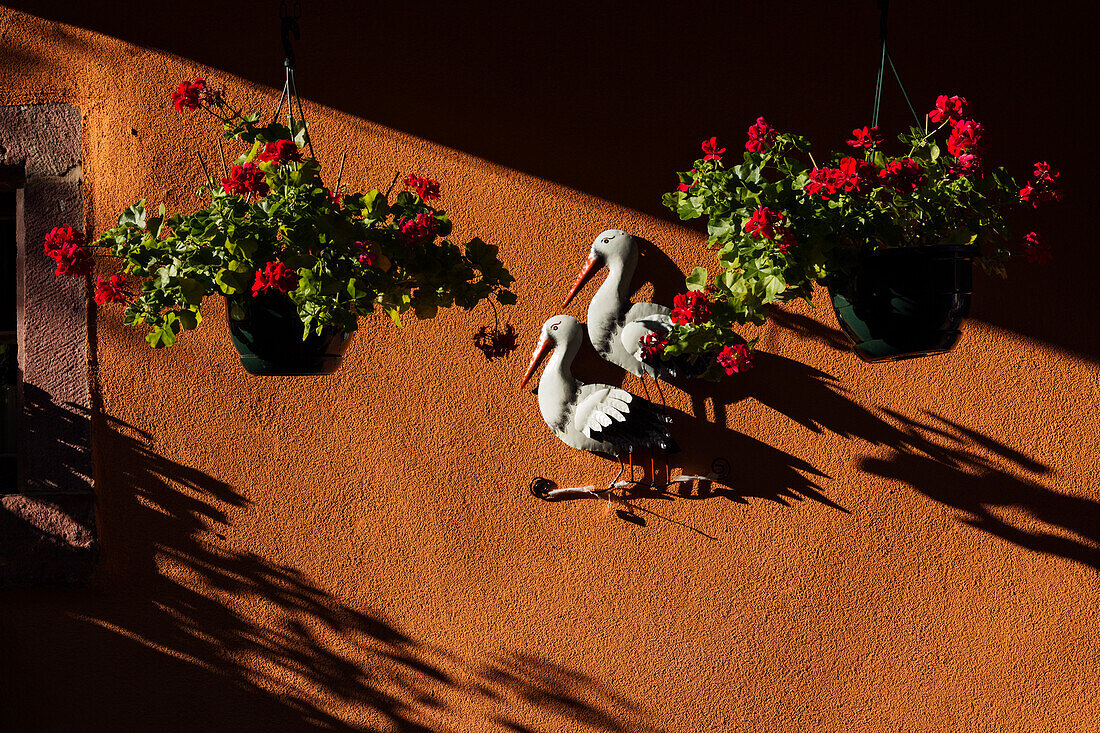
42 78 515 376
664 95 1061 364
827 244 976 362
227 294 351 375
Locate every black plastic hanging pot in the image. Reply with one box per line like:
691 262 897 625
226 295 351 375
826 244 977 363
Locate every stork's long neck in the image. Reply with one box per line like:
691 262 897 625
537 330 581 433
591 250 637 319
541 332 580 392
587 249 638 352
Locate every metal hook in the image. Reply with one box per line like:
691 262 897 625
280 1 301 69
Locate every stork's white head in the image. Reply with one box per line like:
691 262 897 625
562 229 636 308
588 229 633 261
519 315 582 388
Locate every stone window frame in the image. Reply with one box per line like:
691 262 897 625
0 104 97 587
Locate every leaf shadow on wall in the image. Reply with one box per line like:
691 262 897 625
659 334 1099 570
0 387 664 733
577 246 1099 566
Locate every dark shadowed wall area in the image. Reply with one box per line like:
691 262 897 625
1 1 1097 730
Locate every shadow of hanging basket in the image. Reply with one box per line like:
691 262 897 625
827 244 977 363
226 295 352 376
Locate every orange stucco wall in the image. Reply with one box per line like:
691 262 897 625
2 2 1098 731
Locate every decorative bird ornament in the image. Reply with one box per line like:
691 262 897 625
520 315 678 493
562 230 676 382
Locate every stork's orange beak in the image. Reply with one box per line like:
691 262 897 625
562 254 600 308
520 337 551 389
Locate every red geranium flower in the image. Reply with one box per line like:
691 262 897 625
639 332 668 362
947 120 985 157
251 261 299 296
949 153 983 178
837 156 875 194
804 166 846 199
398 212 439 244
171 78 207 112
403 174 442 201
1021 231 1051 264
354 240 379 267
221 163 269 197
716 343 753 375
701 136 726 162
744 206 786 240
43 226 85 257
94 274 131 305
745 117 777 153
846 126 883 149
1020 161 1061 207
928 94 970 125
670 290 711 326
878 158 925 193
256 140 302 165
51 241 93 277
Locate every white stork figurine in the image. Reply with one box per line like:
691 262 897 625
561 230 677 404
520 315 679 496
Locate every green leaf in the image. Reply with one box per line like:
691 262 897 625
762 274 784 302
686 267 708 291
177 310 200 331
179 277 205 306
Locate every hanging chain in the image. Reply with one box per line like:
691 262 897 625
272 1 315 159
871 0 923 129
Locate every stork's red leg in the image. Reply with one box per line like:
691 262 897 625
608 454 625 490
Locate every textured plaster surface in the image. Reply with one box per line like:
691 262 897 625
0 3 1098 731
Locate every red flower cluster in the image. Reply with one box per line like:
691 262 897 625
172 78 206 112
403 174 441 201
745 117 777 153
805 158 876 199
805 166 846 199
222 163 269 197
847 126 883 149
928 95 970 125
256 140 302 165
398 213 439 244
639 332 668 362
838 157 876 194
354 240 378 267
878 157 925 193
251 261 299 296
1021 231 1051 264
1020 161 1061 208
946 119 985 158
43 226 92 277
716 343 753 375
949 153 982 179
171 77 224 112
701 136 726 162
744 206 797 252
670 290 711 326
744 206 784 239
94 274 130 305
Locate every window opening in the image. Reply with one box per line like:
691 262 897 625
0 184 19 492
